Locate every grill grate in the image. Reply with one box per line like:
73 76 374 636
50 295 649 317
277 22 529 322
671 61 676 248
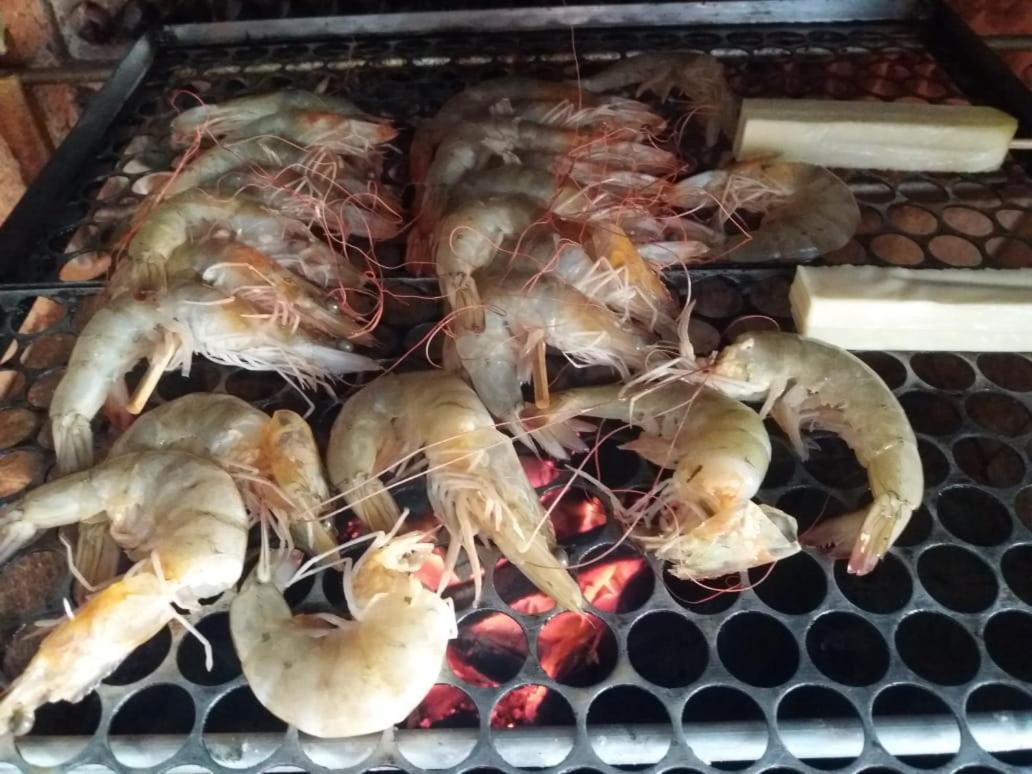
0 9 1030 773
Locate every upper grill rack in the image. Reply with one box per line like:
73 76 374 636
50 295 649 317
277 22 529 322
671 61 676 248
0 4 1029 773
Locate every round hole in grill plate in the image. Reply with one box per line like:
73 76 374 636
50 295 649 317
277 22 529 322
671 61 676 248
692 278 743 318
748 276 792 318
177 612 241 685
777 486 846 534
1002 545 1032 605
495 559 555 616
447 609 526 687
777 685 863 769
664 569 739 614
0 370 27 402
627 611 707 687
225 371 287 403
896 504 933 547
688 318 720 356
26 369 61 408
873 685 960 768
857 352 907 389
542 487 608 542
683 686 767 771
937 486 1012 546
919 544 997 612
762 438 797 488
871 234 923 266
966 392 1032 437
110 683 194 767
803 434 867 489
19 334 75 370
953 436 1025 488
986 236 1032 267
978 353 1032 392
14 691 101 766
895 612 979 685
299 729 377 768
808 612 889 686
0 548 66 619
539 611 616 686
570 427 644 492
399 684 478 769
718 611 798 687
918 439 949 486
490 685 574 768
578 544 653 613
1018 488 1032 531
0 449 43 498
929 234 982 267
942 206 994 236
985 610 1032 681
104 625 171 685
910 352 975 391
588 686 670 770
0 408 39 449
833 553 916 615
749 552 826 615
899 392 961 435
966 683 1032 766
203 685 285 768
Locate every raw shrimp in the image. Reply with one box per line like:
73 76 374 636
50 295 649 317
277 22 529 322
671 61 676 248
0 451 248 735
665 160 860 263
523 381 800 579
171 90 381 145
230 531 455 738
124 189 357 293
141 237 373 343
49 281 378 476
164 114 394 200
432 195 541 332
450 272 654 431
580 52 738 146
526 222 679 334
326 371 583 610
110 393 337 558
709 331 922 575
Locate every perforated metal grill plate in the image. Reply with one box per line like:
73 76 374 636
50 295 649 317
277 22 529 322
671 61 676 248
0 15 1030 774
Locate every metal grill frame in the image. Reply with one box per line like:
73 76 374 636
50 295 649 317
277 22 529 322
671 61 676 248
0 2 1030 772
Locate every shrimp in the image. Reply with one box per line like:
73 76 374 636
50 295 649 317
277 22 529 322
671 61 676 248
580 52 738 146
0 451 248 735
124 189 356 293
708 331 922 575
450 272 654 432
164 112 395 199
432 195 540 332
49 281 378 476
326 371 583 610
110 394 337 558
146 237 373 343
527 222 678 334
231 531 455 738
523 381 800 579
171 90 382 145
665 161 860 263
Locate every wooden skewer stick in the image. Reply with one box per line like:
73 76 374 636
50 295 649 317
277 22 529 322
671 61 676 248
127 330 179 414
532 338 551 410
1011 139 1032 151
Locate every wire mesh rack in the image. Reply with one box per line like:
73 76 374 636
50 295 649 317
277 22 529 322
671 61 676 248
0 2 1030 772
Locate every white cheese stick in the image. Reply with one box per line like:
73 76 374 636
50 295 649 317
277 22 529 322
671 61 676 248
790 265 1032 352
735 99 1018 173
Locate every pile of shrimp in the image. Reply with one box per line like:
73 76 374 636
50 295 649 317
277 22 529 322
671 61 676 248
0 56 913 744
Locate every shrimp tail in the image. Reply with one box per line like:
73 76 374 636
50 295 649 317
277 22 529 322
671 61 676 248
404 229 435 276
126 260 168 295
492 525 583 611
347 476 403 533
520 405 592 461
71 521 122 600
52 413 95 475
848 495 911 576
442 273 485 333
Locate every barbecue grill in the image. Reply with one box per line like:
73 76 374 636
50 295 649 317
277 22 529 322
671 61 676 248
0 1 1029 771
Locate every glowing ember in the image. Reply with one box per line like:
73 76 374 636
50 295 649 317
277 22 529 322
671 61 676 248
490 684 550 729
543 488 608 540
579 555 650 613
538 612 604 682
447 611 528 687
508 592 556 615
521 456 560 488
340 517 368 541
405 684 477 729
413 547 467 591
494 559 557 614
